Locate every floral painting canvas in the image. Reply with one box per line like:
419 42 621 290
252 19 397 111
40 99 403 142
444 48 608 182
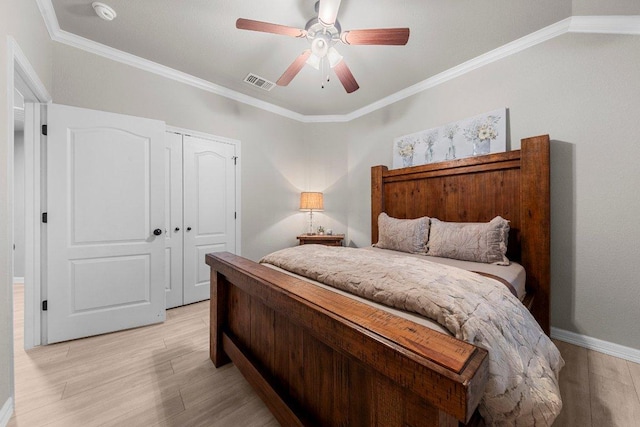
392 108 507 169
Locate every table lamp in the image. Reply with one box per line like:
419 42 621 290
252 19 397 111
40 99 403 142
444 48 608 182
299 192 324 235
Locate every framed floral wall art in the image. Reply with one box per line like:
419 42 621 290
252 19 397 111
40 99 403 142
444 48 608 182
392 108 507 169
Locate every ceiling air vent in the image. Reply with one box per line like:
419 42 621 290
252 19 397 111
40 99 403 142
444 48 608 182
244 73 275 91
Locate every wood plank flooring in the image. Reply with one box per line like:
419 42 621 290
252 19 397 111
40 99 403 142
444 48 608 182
8 283 640 426
8 284 278 427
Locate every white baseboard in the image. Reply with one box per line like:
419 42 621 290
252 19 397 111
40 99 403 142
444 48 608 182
551 327 640 364
0 397 14 427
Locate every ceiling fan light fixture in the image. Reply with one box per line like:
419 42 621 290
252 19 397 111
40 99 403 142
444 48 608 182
92 2 117 21
327 47 343 68
306 53 321 70
236 0 409 94
310 37 330 58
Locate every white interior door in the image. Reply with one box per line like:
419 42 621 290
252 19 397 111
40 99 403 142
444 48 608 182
46 104 166 343
183 135 236 304
165 132 183 309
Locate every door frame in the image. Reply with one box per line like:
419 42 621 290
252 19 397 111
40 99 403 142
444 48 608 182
167 125 241 257
7 38 52 405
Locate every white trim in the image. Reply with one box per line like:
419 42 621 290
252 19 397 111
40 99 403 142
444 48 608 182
569 15 640 35
8 38 50 353
166 125 239 146
57 30 308 122
12 277 24 283
343 18 572 122
234 142 242 257
5 37 17 417
551 327 640 364
35 0 305 122
0 397 14 427
35 0 60 40
34 1 640 122
13 107 24 123
22 103 43 349
10 37 52 104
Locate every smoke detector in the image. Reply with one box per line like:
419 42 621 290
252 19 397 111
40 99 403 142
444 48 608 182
92 2 117 21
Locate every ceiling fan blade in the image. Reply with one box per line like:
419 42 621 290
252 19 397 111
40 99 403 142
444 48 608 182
318 0 342 27
333 60 359 93
341 28 410 45
236 18 306 38
277 50 312 86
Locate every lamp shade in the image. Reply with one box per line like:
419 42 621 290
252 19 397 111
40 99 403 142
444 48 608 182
299 192 324 211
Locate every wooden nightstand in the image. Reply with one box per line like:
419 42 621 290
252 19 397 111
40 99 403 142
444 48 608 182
297 234 344 246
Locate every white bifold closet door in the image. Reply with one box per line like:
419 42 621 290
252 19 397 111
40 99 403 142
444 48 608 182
46 104 166 344
164 132 236 308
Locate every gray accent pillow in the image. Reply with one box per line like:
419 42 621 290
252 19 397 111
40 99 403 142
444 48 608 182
427 216 510 265
374 213 430 254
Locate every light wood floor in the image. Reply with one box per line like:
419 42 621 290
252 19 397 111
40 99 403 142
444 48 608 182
8 283 640 426
8 284 278 427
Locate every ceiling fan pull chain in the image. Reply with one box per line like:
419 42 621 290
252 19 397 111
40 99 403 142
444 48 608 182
325 56 330 85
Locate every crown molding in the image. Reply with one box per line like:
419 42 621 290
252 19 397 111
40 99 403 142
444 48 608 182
35 0 60 39
34 0 306 122
344 18 574 122
569 15 640 34
35 1 639 123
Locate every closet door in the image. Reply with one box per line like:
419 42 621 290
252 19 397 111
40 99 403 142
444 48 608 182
46 104 165 343
164 132 183 308
183 135 236 304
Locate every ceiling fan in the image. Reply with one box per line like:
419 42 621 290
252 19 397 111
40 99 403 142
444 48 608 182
236 0 410 93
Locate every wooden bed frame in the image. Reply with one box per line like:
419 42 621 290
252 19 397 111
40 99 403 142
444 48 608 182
206 134 550 426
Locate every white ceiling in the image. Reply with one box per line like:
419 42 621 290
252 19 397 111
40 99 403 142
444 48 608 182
50 0 572 116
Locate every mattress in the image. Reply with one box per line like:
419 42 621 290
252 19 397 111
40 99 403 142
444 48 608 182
263 246 527 336
362 246 527 300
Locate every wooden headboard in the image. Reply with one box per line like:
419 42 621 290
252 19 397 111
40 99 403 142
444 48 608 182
371 134 550 334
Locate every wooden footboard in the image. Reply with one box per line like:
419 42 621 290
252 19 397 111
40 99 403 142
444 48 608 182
207 252 489 427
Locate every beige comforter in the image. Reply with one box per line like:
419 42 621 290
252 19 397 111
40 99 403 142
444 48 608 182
261 245 564 426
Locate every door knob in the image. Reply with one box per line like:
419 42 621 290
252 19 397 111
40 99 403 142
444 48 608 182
174 227 180 232
153 228 162 236
186 227 192 231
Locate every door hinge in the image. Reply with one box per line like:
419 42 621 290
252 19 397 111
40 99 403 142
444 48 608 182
232 156 238 165
41 124 48 135
42 212 48 223
234 212 237 219
42 300 48 311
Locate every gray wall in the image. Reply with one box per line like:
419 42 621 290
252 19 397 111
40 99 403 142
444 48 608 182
0 0 54 414
331 32 640 350
300 123 350 240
